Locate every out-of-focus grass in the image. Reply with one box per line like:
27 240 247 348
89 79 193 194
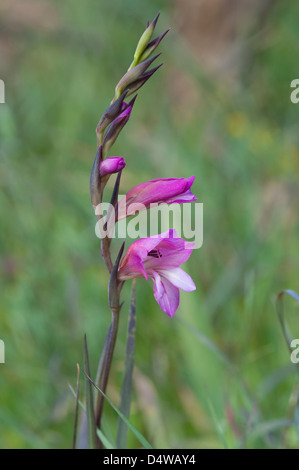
0 0 299 448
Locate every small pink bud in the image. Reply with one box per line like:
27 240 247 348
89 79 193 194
99 157 126 177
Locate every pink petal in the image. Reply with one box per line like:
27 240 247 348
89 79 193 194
118 235 164 280
159 267 196 292
118 253 148 281
166 189 197 204
151 271 180 318
100 156 126 177
135 177 196 206
154 237 195 268
117 177 196 220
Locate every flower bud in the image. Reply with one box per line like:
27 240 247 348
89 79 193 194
122 64 163 97
89 146 103 208
99 156 126 177
131 12 160 66
96 90 128 140
114 53 161 100
139 29 170 63
102 105 132 156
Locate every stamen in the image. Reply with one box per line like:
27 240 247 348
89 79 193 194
147 249 162 259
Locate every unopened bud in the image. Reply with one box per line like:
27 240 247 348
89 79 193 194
89 146 103 208
122 63 163 97
102 106 132 156
99 156 126 177
139 29 170 63
132 12 160 66
115 53 161 100
96 90 128 141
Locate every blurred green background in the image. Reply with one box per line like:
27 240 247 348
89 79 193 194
1 0 299 449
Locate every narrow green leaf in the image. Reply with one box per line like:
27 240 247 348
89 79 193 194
83 334 98 449
257 364 295 400
68 384 86 411
247 419 293 441
72 363 80 449
69 384 115 449
207 397 228 449
116 279 137 449
83 369 152 449
96 428 115 450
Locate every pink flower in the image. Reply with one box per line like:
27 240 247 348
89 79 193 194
116 177 196 221
118 229 196 317
100 156 126 177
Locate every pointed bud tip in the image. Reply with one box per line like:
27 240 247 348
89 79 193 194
152 51 162 59
128 94 138 108
151 12 160 29
120 104 133 120
144 63 163 77
141 52 162 70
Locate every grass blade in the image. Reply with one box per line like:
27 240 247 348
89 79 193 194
72 363 81 449
83 334 98 449
246 419 293 442
69 383 115 449
82 369 152 449
96 428 115 449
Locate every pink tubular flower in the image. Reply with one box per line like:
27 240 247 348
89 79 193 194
116 177 197 221
118 229 196 317
100 156 126 177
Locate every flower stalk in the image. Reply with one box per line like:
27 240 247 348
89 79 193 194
79 13 167 449
78 12 196 449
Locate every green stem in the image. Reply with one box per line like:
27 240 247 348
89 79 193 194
116 279 136 448
95 304 120 434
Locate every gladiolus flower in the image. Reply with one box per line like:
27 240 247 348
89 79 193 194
100 156 126 177
118 229 196 317
116 176 197 221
